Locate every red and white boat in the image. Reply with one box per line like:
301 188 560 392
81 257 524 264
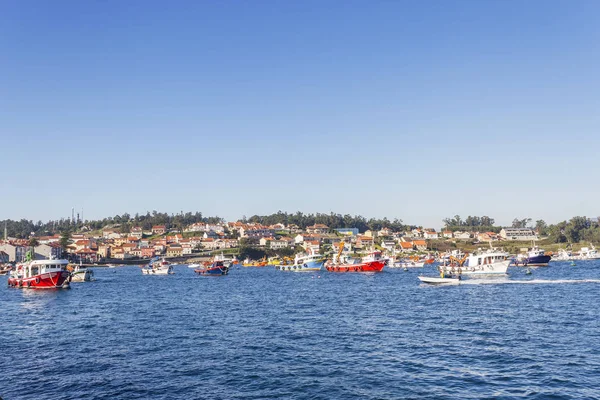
7 258 71 289
325 247 386 273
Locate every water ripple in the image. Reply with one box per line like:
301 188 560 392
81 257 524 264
1 262 600 399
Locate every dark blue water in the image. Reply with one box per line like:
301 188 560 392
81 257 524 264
2 262 600 399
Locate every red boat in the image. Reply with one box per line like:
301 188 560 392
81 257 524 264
325 245 386 273
325 259 386 273
7 258 71 289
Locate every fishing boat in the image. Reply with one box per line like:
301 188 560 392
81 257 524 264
577 244 600 260
276 251 325 272
554 249 573 261
68 263 94 282
7 256 71 289
440 249 510 275
324 245 386 273
194 259 229 276
141 257 174 275
393 255 426 268
242 256 268 267
513 246 551 266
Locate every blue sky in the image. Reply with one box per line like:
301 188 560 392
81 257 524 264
1 1 599 229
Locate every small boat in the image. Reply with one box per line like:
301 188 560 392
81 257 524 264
194 260 229 276
418 275 461 285
7 257 71 289
68 263 94 282
0 264 12 275
187 263 201 269
141 258 174 275
276 252 325 272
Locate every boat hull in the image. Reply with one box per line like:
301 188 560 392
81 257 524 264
418 276 461 285
142 266 173 275
8 271 71 289
71 269 94 282
194 267 228 276
325 260 385 273
276 259 324 272
514 255 551 267
392 261 425 268
443 260 509 275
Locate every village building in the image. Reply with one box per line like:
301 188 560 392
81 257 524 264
306 224 329 234
499 228 538 241
130 227 143 239
453 231 472 240
424 231 439 239
152 225 167 235
399 241 414 252
166 245 183 258
413 240 428 251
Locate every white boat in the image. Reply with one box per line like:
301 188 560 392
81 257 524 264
142 258 174 275
141 265 173 275
577 244 600 260
187 263 201 269
276 252 325 272
554 249 573 261
69 264 94 282
440 249 509 275
418 276 461 285
0 264 12 275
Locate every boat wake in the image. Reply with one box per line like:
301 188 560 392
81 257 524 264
459 278 600 285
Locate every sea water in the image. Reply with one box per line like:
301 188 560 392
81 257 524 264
1 261 599 399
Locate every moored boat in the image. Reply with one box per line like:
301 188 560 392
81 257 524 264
68 263 94 282
513 247 551 266
0 264 12 275
8 258 71 289
141 257 174 275
577 244 600 260
194 260 229 276
276 252 325 272
324 246 385 273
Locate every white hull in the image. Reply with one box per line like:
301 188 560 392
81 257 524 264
418 276 461 285
442 260 509 275
392 261 425 268
142 266 173 275
71 269 93 282
187 263 201 269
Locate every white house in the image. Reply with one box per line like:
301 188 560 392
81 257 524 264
453 231 472 240
381 240 396 252
270 239 292 250
442 231 454 239
423 231 439 239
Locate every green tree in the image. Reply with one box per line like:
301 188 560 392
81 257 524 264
59 230 71 252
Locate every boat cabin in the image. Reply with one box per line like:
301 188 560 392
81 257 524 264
15 259 68 279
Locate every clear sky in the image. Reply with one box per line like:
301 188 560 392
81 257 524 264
1 0 599 229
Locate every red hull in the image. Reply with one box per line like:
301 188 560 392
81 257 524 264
7 271 71 289
325 260 386 273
